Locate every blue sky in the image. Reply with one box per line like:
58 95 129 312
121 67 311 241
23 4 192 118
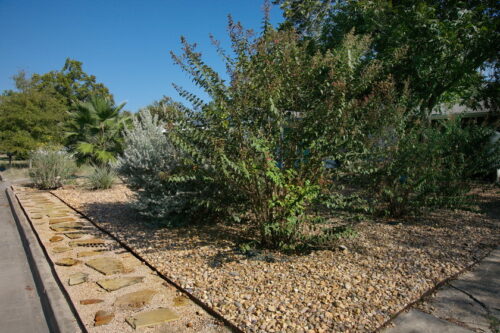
0 0 283 112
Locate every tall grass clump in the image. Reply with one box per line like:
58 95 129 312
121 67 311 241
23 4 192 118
87 165 116 190
29 148 76 189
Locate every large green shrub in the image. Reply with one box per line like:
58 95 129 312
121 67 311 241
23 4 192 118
166 23 407 249
29 148 76 189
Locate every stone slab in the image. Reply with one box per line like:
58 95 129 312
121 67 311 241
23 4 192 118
55 258 80 267
383 309 473 333
50 227 81 233
86 257 125 275
125 308 180 329
97 277 144 292
80 299 103 305
64 232 86 240
173 295 191 307
49 235 64 243
77 250 108 258
48 215 70 219
50 222 85 231
114 289 156 309
94 310 114 326
69 239 106 247
52 246 72 254
68 272 88 286
49 217 77 225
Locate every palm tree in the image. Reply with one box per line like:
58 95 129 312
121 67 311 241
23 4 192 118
66 96 129 166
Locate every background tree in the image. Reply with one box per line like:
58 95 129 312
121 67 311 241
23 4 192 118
32 58 113 109
0 72 66 163
0 59 114 162
275 0 500 112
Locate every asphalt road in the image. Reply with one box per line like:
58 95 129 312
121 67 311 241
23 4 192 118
0 180 49 333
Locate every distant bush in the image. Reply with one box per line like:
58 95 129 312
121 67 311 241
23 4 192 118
29 148 76 189
87 165 116 190
366 120 500 217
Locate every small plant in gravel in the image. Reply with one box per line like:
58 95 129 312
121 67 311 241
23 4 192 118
86 165 116 190
29 148 76 189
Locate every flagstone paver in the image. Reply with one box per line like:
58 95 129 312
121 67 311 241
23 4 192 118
173 295 191 307
97 277 144 292
94 310 114 326
55 258 80 266
68 272 88 286
49 235 64 242
64 232 86 239
125 308 180 329
68 238 106 247
77 249 108 258
49 217 77 224
50 226 81 232
80 299 104 305
49 222 85 231
86 257 126 275
51 246 72 254
114 289 156 309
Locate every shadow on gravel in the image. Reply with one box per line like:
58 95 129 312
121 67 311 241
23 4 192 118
78 200 252 255
349 186 500 264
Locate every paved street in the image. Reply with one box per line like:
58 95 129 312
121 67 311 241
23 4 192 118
0 181 49 333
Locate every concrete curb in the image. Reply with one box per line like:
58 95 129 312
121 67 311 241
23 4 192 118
6 186 84 333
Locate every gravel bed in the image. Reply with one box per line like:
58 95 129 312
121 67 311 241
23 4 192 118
53 184 500 332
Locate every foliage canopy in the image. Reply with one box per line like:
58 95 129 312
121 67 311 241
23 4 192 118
275 0 500 112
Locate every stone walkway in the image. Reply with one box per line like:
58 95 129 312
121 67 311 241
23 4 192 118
13 186 231 332
0 181 49 332
383 248 500 333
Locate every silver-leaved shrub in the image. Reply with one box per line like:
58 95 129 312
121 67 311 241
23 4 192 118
118 109 186 222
